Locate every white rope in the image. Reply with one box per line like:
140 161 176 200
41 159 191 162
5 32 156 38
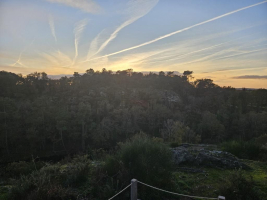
108 183 132 200
137 180 218 200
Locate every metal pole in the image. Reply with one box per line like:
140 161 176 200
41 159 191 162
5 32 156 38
131 179 137 200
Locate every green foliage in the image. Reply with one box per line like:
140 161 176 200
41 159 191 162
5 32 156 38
1 68 267 200
1 70 267 161
99 134 175 199
198 111 225 143
219 170 262 200
161 120 200 144
119 133 173 186
172 160 267 200
170 141 180 148
255 134 267 146
255 134 267 161
8 155 92 200
221 140 261 160
103 155 123 177
5 161 45 178
0 186 9 200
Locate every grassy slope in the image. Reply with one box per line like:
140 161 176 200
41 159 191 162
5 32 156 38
172 160 267 200
0 157 266 200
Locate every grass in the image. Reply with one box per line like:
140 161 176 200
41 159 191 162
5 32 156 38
0 186 9 200
1 137 267 200
172 160 267 200
1 158 267 200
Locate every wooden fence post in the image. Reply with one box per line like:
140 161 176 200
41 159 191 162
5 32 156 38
131 179 137 200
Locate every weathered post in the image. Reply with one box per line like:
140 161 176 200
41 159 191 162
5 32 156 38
131 179 137 200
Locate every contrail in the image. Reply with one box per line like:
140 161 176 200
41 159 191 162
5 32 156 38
42 50 74 68
144 43 227 65
172 48 232 67
12 38 35 67
144 25 266 65
160 34 253 63
87 0 159 59
73 19 88 64
214 47 267 60
49 14 57 43
85 0 267 62
171 40 267 67
208 66 267 74
87 29 106 59
139 27 259 65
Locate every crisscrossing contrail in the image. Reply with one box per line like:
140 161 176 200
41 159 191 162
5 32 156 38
83 0 267 63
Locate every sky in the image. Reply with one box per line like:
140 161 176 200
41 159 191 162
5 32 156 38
0 0 267 88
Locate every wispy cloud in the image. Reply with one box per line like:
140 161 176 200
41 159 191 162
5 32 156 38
86 0 267 62
86 29 107 59
214 47 267 60
42 50 73 68
11 39 35 68
232 75 267 79
108 48 172 70
46 0 102 14
202 62 267 74
155 35 266 69
135 27 259 66
49 14 57 43
73 19 88 64
86 0 159 60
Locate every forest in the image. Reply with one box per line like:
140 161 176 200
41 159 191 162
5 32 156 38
0 69 267 200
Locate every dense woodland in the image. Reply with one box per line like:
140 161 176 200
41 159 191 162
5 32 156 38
1 69 267 200
1 69 267 162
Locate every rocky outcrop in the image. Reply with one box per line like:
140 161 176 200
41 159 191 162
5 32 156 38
171 144 250 169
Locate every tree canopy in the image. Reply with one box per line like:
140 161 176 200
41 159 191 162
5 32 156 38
0 69 266 162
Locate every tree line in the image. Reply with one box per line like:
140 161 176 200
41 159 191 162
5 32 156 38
0 69 266 162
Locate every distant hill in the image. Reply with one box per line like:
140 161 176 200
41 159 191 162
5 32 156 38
48 71 182 79
48 74 74 79
235 88 258 90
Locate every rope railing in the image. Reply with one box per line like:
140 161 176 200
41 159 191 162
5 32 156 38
137 180 218 200
107 179 225 200
108 183 132 200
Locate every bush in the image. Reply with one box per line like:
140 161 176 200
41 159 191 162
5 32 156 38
255 134 267 146
7 136 175 200
100 134 175 200
5 161 45 178
220 140 261 160
103 155 123 177
9 166 77 200
119 133 173 187
219 170 262 200
61 155 91 187
9 155 92 200
170 141 180 148
255 134 267 161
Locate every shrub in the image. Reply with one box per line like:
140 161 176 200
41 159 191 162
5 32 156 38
103 155 122 177
170 141 180 148
5 161 45 178
0 186 9 200
119 133 173 186
61 155 91 187
255 134 267 146
9 155 92 200
255 134 267 161
219 170 262 200
220 140 261 160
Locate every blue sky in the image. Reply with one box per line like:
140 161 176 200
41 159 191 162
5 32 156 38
0 0 266 88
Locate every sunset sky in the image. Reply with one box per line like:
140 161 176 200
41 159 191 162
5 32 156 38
0 0 267 88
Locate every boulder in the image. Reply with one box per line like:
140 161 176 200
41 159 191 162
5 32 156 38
171 145 250 169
